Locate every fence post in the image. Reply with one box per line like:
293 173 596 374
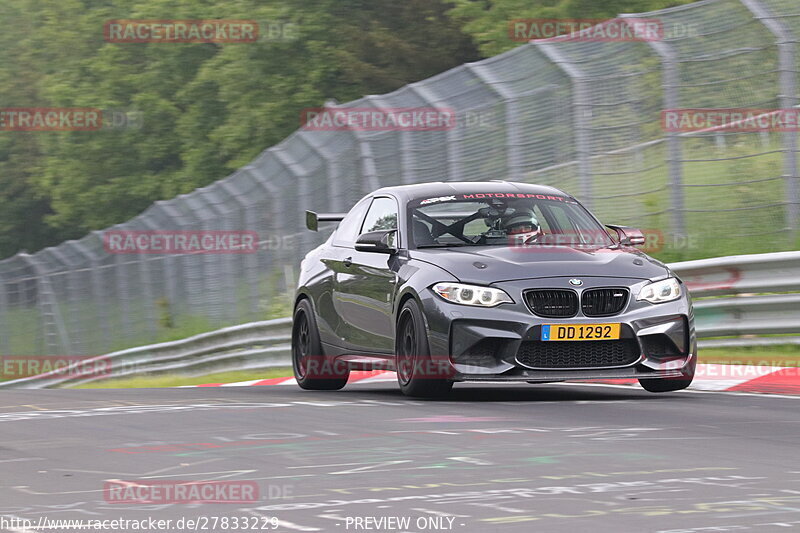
42 246 88 355
219 179 260 320
356 133 381 192
272 146 319 256
296 132 347 213
466 62 523 180
408 83 462 181
112 243 133 348
242 164 291 313
150 201 186 329
363 95 416 187
134 217 165 337
621 14 686 238
535 42 593 208
358 95 419 185
177 193 231 324
18 252 71 355
200 188 242 324
741 0 799 235
0 271 8 354
313 102 381 198
82 233 113 352
167 197 208 320
243 163 289 268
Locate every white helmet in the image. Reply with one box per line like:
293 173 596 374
503 209 542 243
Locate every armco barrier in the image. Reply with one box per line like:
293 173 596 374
672 251 800 338
1 251 797 389
0 318 292 389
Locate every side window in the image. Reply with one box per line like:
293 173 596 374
332 199 370 247
361 197 398 234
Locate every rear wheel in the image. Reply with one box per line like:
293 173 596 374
639 358 695 393
396 299 453 398
292 299 349 390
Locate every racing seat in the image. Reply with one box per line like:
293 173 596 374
412 219 436 246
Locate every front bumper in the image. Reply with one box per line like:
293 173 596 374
420 276 696 382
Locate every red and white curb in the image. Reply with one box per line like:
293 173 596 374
187 364 800 395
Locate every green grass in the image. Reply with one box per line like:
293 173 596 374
698 345 800 367
73 367 294 389
587 136 798 263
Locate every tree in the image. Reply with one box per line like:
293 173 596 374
447 0 698 57
0 0 479 258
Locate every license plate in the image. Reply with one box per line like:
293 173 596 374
541 324 620 341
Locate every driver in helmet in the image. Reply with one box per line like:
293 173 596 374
502 208 543 244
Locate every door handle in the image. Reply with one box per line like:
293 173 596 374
343 256 353 267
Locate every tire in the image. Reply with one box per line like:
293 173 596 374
395 299 453 398
292 299 349 390
639 358 696 393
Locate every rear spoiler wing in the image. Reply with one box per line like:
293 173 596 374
306 210 346 231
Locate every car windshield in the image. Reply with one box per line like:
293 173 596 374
408 193 615 248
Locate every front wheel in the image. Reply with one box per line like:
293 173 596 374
292 299 349 390
639 358 695 393
395 299 453 398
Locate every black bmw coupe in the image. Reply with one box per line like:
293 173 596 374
292 181 696 397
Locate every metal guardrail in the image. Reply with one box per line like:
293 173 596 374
670 251 800 297
1 251 798 389
0 318 292 389
672 251 800 338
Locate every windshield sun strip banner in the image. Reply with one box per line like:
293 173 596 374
413 193 577 207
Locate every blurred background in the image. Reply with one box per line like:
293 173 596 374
1 0 798 358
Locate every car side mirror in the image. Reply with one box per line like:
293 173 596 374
606 225 646 246
355 229 398 254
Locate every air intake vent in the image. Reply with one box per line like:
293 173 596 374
582 288 629 317
516 339 640 369
524 290 578 318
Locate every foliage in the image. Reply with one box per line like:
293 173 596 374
448 0 698 57
1 0 717 259
0 0 479 258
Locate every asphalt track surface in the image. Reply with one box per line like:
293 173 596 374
1 382 799 533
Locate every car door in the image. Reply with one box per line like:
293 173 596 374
317 197 371 347
333 196 401 354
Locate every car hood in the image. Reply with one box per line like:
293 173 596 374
410 245 669 284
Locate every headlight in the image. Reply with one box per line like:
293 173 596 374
432 283 513 307
637 278 682 304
